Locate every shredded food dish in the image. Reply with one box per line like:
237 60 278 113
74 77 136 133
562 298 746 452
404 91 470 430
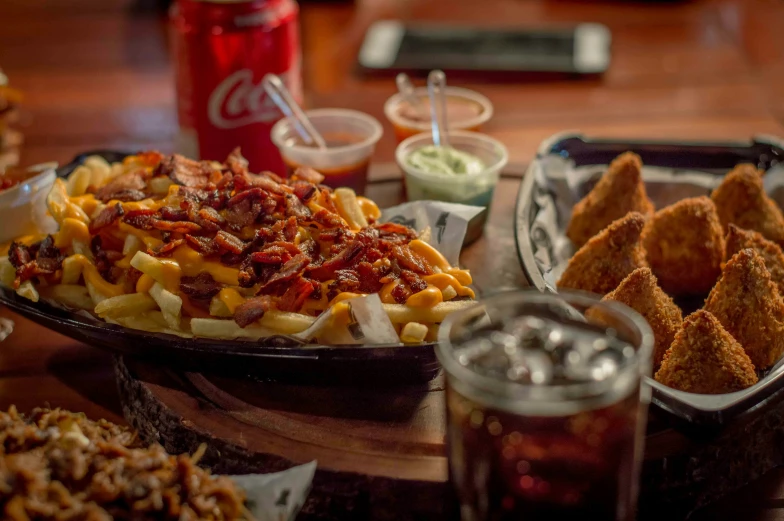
0 406 250 520
0 149 475 344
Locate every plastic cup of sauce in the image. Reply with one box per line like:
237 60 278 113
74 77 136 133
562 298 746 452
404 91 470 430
384 86 493 143
271 108 383 194
396 130 508 244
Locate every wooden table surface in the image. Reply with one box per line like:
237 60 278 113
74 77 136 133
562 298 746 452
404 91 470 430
3 0 784 518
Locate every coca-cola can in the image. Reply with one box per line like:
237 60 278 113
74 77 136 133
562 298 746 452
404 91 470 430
170 0 302 175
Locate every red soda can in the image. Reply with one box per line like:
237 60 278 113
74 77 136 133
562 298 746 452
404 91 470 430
170 0 302 175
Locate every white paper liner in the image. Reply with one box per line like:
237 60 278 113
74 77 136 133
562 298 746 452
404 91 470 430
231 461 317 521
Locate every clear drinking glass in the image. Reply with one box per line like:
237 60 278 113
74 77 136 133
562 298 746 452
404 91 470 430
437 290 653 521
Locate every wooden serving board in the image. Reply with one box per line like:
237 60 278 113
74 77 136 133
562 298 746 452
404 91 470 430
114 172 784 520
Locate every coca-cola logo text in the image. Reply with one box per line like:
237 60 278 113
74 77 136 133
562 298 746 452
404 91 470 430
208 68 298 129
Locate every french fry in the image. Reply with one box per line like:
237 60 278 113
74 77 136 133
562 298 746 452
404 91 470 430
94 292 157 319
191 317 276 339
85 280 108 305
122 234 143 256
258 310 315 334
61 255 85 284
47 179 89 225
400 322 428 343
382 300 478 324
66 165 92 197
334 187 368 229
441 285 458 301
110 313 168 333
72 240 92 259
149 176 174 195
0 256 15 288
149 282 182 330
84 156 111 188
16 280 39 302
41 284 94 310
130 251 180 288
209 296 233 317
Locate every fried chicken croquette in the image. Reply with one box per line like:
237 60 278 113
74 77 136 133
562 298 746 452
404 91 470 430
566 152 655 247
711 163 784 246
704 248 784 369
642 196 725 296
557 212 648 295
725 223 784 295
601 268 682 372
655 310 758 394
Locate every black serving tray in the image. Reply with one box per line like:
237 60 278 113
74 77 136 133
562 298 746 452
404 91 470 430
0 150 439 385
514 132 784 425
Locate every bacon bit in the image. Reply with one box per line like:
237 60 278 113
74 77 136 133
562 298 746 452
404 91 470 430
214 231 246 255
308 239 366 281
310 208 346 229
318 188 339 213
136 151 165 167
225 198 260 230
237 172 287 195
374 222 418 242
35 235 62 264
183 235 217 256
227 187 266 207
91 235 112 279
150 238 184 257
238 256 260 288
151 219 202 234
284 193 311 219
234 295 272 327
94 172 146 202
282 216 298 241
156 154 213 188
293 183 318 202
291 166 325 185
277 277 316 312
250 246 292 265
126 266 143 290
401 270 428 293
332 269 360 294
180 272 223 300
259 254 311 294
159 206 189 221
298 239 320 261
357 262 385 293
123 208 156 230
89 203 125 234
8 242 31 268
198 206 225 226
225 147 249 176
391 281 412 304
391 245 434 275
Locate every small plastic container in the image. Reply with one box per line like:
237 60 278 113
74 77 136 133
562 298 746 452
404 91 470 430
0 163 58 244
396 130 508 244
384 86 493 143
271 108 383 194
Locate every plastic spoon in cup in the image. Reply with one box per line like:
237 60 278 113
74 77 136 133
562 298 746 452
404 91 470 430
395 73 427 119
262 74 327 150
427 69 450 149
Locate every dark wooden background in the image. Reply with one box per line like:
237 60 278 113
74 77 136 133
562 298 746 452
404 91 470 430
3 0 784 518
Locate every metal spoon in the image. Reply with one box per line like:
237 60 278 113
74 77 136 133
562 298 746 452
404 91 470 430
427 69 450 148
262 74 328 150
395 72 427 119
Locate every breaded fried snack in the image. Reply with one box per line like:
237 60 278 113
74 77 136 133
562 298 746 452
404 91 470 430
566 152 654 247
704 248 784 369
655 310 757 394
601 268 683 371
725 223 784 295
711 163 784 246
558 212 648 295
642 196 725 296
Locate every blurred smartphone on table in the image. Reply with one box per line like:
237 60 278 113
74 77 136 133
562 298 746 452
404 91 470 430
358 21 611 79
